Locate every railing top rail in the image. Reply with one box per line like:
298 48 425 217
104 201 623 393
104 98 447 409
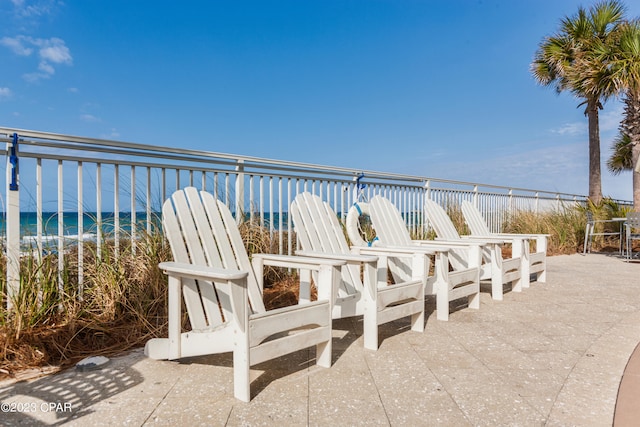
0 127 623 203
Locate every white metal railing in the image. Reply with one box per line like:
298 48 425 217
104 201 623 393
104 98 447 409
1 128 631 308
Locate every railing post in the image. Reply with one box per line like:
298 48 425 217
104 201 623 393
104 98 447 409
508 188 513 215
473 184 478 206
235 160 245 224
6 133 20 310
423 180 430 235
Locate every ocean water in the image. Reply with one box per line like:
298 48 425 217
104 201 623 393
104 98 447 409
0 211 290 240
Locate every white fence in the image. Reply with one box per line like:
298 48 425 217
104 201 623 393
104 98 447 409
1 128 630 307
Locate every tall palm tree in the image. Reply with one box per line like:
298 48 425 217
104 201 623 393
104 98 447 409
593 20 640 210
531 1 625 205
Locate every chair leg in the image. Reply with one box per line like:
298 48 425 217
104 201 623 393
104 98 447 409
436 288 450 321
468 289 480 310
583 224 592 254
410 309 425 332
363 311 379 351
537 265 547 283
583 224 589 254
316 339 332 368
233 346 251 402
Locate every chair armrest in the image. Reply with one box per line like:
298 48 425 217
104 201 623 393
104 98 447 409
354 245 438 256
493 233 549 239
418 239 486 248
159 261 248 282
461 234 530 245
252 253 346 270
459 235 521 244
295 250 378 264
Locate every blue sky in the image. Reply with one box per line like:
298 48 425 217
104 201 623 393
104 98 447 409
2 0 639 201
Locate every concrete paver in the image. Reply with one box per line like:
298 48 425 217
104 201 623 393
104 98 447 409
1 253 639 426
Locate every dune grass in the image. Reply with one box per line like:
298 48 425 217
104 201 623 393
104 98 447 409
0 200 633 378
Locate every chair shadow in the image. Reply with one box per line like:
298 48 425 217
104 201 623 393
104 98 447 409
0 362 144 425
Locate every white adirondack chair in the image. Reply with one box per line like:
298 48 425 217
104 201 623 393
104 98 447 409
144 187 345 402
290 192 427 350
424 199 523 300
461 200 547 283
363 195 480 321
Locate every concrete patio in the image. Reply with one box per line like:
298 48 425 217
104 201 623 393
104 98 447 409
1 253 639 426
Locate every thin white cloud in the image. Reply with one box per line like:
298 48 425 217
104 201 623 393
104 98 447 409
0 36 33 55
23 71 50 82
550 103 624 138
0 87 11 99
551 122 586 136
38 60 54 74
37 37 71 64
80 114 101 123
11 0 56 18
100 129 121 139
1 35 72 82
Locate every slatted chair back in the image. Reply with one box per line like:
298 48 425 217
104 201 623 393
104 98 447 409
424 199 470 271
368 195 420 282
290 192 361 296
368 196 413 246
460 201 493 236
163 187 266 331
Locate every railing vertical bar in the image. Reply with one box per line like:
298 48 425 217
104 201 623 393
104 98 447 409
269 177 274 235
259 176 265 228
339 182 344 222
287 178 292 256
96 163 102 259
57 159 64 311
249 175 255 224
225 173 230 207
36 158 43 306
146 166 152 236
213 172 218 200
235 160 245 224
114 164 120 257
131 165 136 255
161 168 166 206
36 158 43 265
278 177 283 254
295 179 301 249
412 186 416 232
77 161 84 299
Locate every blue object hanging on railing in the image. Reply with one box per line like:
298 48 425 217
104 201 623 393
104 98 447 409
356 173 365 192
9 133 19 191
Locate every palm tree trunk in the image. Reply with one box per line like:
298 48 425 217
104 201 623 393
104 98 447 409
587 98 603 204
